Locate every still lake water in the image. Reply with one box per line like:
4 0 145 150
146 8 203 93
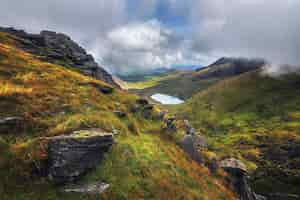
151 93 184 105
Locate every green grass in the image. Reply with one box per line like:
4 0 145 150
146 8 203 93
174 70 300 195
0 32 237 200
84 133 236 200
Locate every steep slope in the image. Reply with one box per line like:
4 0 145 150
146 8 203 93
0 32 236 200
0 27 118 87
175 70 300 196
131 57 266 100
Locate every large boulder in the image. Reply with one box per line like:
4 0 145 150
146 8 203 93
47 130 114 184
181 134 206 164
220 158 266 200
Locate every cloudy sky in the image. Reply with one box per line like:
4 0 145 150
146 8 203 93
1 0 299 74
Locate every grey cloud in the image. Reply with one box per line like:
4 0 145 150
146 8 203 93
1 0 299 74
91 20 203 74
190 0 300 66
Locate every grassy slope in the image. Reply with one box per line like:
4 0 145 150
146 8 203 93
0 32 236 200
174 70 300 195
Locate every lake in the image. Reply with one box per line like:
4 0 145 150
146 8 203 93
151 93 184 105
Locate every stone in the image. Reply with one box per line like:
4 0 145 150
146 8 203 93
166 118 176 132
47 129 114 184
142 105 154 119
0 117 23 125
220 158 247 174
220 158 265 200
180 134 206 164
136 98 149 106
183 119 196 135
113 111 127 118
155 111 165 120
64 181 109 195
89 82 114 94
0 117 23 134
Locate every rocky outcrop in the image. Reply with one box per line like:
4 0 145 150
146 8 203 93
220 158 266 200
180 119 207 163
0 27 118 87
47 130 114 184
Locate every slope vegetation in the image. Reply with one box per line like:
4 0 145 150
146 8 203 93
0 32 236 200
175 70 300 195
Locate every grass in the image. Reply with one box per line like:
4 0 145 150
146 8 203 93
173 70 300 195
84 133 236 200
0 32 237 199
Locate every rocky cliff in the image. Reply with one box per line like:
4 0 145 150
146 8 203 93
0 27 118 87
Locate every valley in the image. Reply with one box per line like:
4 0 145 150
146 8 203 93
0 27 299 200
130 60 300 199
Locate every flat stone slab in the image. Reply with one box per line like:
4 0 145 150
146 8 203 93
220 158 247 173
64 181 110 195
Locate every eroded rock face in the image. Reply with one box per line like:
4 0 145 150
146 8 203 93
0 27 118 87
47 130 114 184
220 158 265 200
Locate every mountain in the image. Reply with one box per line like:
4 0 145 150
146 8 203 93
131 57 266 99
0 27 118 87
0 31 237 200
195 57 266 79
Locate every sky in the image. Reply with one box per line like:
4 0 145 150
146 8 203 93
1 0 300 75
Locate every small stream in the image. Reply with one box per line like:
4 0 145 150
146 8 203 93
151 93 184 105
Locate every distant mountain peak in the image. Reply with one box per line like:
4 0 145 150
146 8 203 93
195 57 266 79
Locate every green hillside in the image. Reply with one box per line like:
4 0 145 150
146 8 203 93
130 70 219 100
0 32 236 200
175 70 300 195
